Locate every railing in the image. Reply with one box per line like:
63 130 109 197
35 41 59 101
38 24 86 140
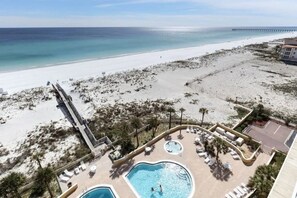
112 124 259 168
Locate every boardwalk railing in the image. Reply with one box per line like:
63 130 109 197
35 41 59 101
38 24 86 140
53 83 112 157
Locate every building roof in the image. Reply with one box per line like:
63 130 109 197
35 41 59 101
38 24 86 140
282 44 297 49
268 134 297 198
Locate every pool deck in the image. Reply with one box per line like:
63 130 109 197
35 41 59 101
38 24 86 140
62 130 270 198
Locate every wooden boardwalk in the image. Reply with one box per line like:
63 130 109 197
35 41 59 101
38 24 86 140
52 83 111 157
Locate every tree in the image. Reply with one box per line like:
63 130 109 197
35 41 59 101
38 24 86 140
210 137 228 162
179 108 186 136
199 107 208 126
147 116 159 138
30 167 55 198
33 153 55 197
32 153 43 169
167 107 175 129
130 117 142 148
117 122 134 155
248 165 278 198
0 172 25 198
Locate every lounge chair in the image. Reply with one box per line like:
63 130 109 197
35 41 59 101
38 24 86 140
74 167 80 175
232 155 240 160
194 137 200 144
198 152 207 158
230 150 237 156
236 186 246 195
59 174 70 183
64 169 74 177
233 188 243 198
190 127 194 133
208 135 214 141
196 147 204 153
208 159 216 166
80 161 87 171
204 157 210 164
228 191 237 198
225 193 232 198
240 183 249 193
145 146 152 153
186 127 190 133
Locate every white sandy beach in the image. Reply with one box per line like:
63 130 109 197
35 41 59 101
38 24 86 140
0 32 297 93
1 31 297 177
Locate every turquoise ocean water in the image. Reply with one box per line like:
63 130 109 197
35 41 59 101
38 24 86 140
0 27 295 73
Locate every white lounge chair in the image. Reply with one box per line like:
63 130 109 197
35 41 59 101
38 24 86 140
240 183 249 193
196 147 204 153
145 146 152 153
208 158 216 166
64 169 74 177
236 186 246 195
228 191 237 198
74 167 80 175
59 174 70 183
198 152 207 158
194 137 200 144
204 157 210 164
225 193 232 198
190 126 194 133
230 150 237 155
80 161 87 171
233 188 243 198
186 127 190 133
232 155 240 160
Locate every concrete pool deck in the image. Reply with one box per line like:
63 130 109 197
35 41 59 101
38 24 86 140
61 130 270 198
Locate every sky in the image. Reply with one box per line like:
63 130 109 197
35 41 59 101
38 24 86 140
0 0 296 27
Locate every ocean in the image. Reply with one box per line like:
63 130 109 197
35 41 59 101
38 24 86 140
0 27 295 73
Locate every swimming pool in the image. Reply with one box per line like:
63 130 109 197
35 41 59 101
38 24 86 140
125 161 194 198
79 185 119 198
164 140 183 154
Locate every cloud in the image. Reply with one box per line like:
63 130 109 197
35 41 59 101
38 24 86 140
95 0 297 16
0 13 295 28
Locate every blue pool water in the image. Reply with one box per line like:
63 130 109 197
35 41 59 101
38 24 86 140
126 161 193 198
164 141 183 154
80 187 116 198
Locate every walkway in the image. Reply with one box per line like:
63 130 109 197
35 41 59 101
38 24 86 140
52 83 107 157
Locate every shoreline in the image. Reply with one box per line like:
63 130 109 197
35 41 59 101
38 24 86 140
1 31 297 94
1 31 297 178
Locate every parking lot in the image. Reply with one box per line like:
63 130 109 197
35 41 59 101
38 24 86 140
244 120 296 154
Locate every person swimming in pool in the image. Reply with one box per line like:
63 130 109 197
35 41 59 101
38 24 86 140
159 184 162 192
151 187 154 192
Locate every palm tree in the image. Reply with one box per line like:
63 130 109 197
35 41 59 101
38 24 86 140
33 153 43 168
248 165 277 198
210 137 228 162
179 108 185 136
0 172 25 198
32 154 54 197
147 116 159 138
31 167 55 197
199 107 208 126
167 107 175 129
130 117 142 148
117 122 134 155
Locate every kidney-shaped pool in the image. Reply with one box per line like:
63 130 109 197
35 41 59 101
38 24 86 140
125 161 194 198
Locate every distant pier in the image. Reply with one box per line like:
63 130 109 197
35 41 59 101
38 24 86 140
232 27 297 32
